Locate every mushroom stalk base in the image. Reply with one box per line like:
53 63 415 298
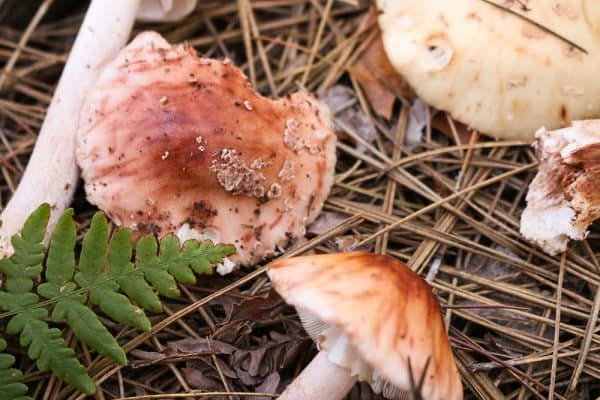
278 351 357 400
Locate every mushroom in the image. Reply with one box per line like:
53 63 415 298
520 120 600 255
76 31 336 269
0 0 196 255
136 0 197 22
376 0 600 139
267 252 462 400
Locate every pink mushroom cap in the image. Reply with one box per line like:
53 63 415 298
77 31 337 268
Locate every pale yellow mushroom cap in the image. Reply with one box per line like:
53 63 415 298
377 0 600 139
137 0 197 22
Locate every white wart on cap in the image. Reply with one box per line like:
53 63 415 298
377 0 600 139
268 252 463 400
521 120 600 255
76 31 336 268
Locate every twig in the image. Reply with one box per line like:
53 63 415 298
549 252 567 400
477 0 587 54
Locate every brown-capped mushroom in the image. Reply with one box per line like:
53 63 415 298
521 120 600 255
76 31 336 268
267 252 463 400
376 0 600 139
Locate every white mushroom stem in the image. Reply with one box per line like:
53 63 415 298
278 351 357 400
0 0 141 254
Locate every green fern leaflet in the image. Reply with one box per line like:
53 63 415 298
0 204 236 396
0 338 31 400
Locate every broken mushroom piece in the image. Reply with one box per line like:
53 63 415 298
268 252 462 400
521 120 600 255
137 0 197 22
377 0 600 139
76 31 336 269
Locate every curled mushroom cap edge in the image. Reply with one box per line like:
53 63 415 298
267 252 463 400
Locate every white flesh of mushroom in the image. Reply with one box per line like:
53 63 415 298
277 352 358 400
277 308 409 400
521 120 600 255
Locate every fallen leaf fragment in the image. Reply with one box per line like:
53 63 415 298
350 33 414 119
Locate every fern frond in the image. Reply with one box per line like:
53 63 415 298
0 204 236 396
51 299 126 365
74 212 151 331
109 229 162 313
160 235 196 284
0 338 31 400
0 206 95 395
181 239 236 274
8 311 95 394
136 235 181 299
39 210 126 365
0 204 48 297
45 208 76 285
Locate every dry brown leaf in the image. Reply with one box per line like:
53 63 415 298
216 289 284 326
432 112 473 144
255 372 281 400
307 211 351 236
167 337 237 356
350 31 414 119
129 349 164 361
131 303 306 394
228 337 303 386
216 320 254 343
183 365 223 390
320 85 378 153
334 233 373 252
